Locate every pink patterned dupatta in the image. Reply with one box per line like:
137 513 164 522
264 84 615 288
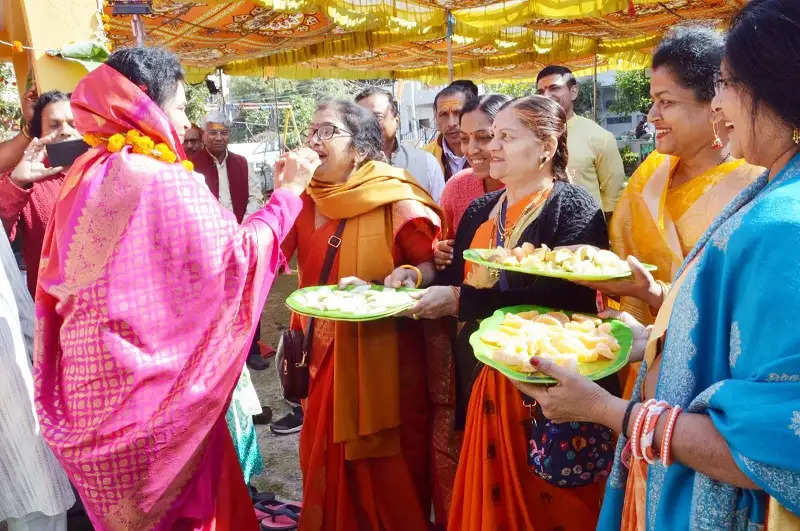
33 65 300 530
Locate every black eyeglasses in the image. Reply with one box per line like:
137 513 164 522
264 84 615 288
713 72 738 91
302 123 353 142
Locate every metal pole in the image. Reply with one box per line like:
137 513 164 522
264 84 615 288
410 81 419 143
272 77 282 152
217 68 225 106
593 55 598 123
446 10 455 83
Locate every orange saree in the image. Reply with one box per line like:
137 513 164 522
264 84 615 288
448 187 606 531
281 162 442 531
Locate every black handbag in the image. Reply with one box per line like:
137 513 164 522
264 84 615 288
276 220 346 403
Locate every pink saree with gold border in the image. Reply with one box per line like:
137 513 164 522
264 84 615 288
33 65 301 530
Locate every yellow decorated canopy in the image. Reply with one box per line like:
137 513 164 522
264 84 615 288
105 0 744 82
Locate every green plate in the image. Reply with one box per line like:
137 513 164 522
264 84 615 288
286 284 423 322
469 304 632 384
463 248 657 281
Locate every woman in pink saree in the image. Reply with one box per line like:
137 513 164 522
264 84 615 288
33 47 317 530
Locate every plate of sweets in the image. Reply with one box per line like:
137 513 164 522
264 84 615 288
469 305 632 384
463 243 657 281
286 284 423 322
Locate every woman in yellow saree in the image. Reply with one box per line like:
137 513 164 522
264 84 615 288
585 27 763 395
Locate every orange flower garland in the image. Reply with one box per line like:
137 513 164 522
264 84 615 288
84 130 193 172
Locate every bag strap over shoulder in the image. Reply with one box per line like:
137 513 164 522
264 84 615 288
302 219 347 354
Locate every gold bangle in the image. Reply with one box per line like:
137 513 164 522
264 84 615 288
399 264 423 288
20 123 31 140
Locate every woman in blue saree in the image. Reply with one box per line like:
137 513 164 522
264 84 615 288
513 1 800 528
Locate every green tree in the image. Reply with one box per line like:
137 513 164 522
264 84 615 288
0 63 22 139
184 81 210 126
483 82 533 99
608 69 652 115
225 77 386 146
573 81 594 118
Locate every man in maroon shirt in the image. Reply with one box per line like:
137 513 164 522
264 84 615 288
0 91 80 295
190 111 267 370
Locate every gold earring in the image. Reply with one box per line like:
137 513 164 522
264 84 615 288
711 121 723 150
793 128 800 145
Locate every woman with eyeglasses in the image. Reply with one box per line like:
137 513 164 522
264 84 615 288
279 100 443 531
514 2 800 528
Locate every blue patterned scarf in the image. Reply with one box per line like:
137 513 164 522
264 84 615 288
599 152 800 530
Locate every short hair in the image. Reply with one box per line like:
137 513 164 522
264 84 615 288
434 80 478 111
316 99 385 166
203 110 232 129
536 65 577 88
725 0 800 131
499 95 570 182
354 87 399 117
105 47 184 107
651 25 724 103
450 80 478 98
29 90 70 138
460 93 511 122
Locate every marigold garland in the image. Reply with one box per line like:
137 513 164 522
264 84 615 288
84 130 192 172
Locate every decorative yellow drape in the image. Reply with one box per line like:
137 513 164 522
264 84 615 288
117 1 738 82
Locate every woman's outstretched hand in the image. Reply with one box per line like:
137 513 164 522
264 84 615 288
573 256 663 311
398 285 458 320
274 147 320 195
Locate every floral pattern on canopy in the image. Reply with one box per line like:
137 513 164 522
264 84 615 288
105 0 742 82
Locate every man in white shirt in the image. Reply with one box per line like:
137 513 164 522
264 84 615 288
356 87 445 202
535 65 626 215
190 111 261 222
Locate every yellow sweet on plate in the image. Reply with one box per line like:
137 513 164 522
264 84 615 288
482 244 634 277
477 310 620 374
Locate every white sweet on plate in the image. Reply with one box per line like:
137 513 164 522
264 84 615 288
294 285 416 317
482 244 632 276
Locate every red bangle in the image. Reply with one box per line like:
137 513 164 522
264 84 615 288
630 399 654 460
660 406 682 467
641 401 669 465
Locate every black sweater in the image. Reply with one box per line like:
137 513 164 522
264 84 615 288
435 180 612 426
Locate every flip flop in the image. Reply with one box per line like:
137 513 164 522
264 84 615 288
255 500 300 531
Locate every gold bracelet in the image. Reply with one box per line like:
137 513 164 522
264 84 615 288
399 264 423 288
20 123 31 140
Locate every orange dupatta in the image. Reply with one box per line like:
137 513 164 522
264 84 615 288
307 161 442 460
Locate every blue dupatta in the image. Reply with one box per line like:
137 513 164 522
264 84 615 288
599 152 800 530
